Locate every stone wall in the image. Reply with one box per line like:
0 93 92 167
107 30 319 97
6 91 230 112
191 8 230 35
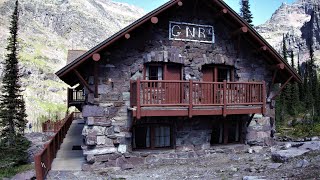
78 0 276 170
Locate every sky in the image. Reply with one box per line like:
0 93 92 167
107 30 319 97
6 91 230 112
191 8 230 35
114 0 296 25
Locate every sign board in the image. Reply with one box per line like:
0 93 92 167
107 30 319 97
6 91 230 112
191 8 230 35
169 21 214 43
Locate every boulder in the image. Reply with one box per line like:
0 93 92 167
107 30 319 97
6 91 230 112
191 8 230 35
271 148 309 162
267 163 282 169
296 159 309 168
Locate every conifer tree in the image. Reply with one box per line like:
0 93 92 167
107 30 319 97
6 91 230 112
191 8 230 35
288 51 300 117
0 0 28 146
240 0 254 26
276 35 289 125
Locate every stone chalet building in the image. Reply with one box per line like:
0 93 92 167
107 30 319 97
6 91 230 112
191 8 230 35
56 0 301 170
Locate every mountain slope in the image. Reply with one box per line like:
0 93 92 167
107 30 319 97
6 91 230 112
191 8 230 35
0 0 144 122
256 0 320 64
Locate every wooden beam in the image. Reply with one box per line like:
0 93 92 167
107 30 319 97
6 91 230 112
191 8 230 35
213 8 228 19
73 69 94 93
271 76 293 100
151 17 158 24
177 1 183 6
125 33 130 39
230 26 248 38
92 53 100 61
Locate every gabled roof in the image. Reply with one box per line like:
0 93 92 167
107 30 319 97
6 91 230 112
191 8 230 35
56 0 302 83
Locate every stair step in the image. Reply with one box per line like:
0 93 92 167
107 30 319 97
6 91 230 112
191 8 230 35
51 158 84 171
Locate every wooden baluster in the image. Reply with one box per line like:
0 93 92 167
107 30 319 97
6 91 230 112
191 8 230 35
223 80 227 117
189 80 193 118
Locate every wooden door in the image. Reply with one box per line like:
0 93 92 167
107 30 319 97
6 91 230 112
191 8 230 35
165 64 181 104
202 67 216 104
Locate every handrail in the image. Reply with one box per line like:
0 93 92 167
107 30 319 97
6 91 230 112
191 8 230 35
130 79 266 118
34 112 74 180
42 119 65 133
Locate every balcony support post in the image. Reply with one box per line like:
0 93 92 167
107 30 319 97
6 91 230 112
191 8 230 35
262 81 266 115
223 80 227 117
188 80 193 118
73 69 94 93
136 78 141 120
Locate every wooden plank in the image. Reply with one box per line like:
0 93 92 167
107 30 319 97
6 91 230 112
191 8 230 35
73 69 94 93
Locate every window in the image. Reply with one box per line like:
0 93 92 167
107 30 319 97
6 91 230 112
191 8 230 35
133 124 172 149
202 65 234 82
145 65 163 80
217 68 230 82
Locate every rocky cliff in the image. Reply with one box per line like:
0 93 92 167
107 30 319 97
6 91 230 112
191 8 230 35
0 0 144 123
256 0 320 65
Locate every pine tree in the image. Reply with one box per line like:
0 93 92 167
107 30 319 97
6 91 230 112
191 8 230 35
276 35 289 125
0 0 28 147
288 51 300 117
240 0 254 26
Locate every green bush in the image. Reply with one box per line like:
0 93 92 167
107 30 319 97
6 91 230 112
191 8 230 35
0 136 30 168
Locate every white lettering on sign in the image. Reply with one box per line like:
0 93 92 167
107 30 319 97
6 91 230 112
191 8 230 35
169 21 214 43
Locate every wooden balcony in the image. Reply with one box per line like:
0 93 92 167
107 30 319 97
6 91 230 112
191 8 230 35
67 88 85 111
130 80 266 119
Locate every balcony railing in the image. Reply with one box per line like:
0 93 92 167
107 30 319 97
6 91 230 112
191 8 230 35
68 88 85 103
130 79 266 118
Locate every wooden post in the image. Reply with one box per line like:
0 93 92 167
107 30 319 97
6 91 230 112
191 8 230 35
125 33 131 39
223 80 227 117
223 120 229 144
262 81 267 115
46 144 51 170
136 78 141 120
189 80 193 118
34 155 44 180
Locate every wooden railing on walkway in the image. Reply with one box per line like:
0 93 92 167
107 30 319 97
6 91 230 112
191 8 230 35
34 112 74 180
42 120 64 133
130 79 266 118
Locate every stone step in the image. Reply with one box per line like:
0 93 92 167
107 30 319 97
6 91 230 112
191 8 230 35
51 158 84 171
56 150 83 158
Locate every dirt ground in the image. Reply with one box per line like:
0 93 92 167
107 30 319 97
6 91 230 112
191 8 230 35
102 145 320 180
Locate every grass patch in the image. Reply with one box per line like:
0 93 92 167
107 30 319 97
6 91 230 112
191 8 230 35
0 164 34 179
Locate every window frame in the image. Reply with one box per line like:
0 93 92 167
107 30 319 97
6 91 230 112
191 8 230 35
132 123 174 150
